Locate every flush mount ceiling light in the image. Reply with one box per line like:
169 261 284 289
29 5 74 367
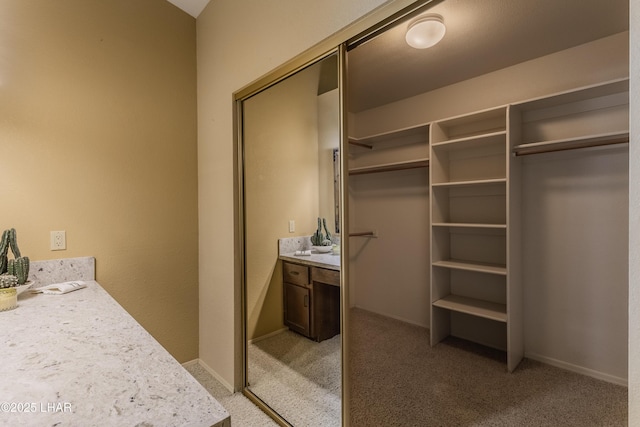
405 14 446 49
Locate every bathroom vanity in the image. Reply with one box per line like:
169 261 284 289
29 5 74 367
282 261 340 342
279 250 340 342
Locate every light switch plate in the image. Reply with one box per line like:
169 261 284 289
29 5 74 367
289 220 295 233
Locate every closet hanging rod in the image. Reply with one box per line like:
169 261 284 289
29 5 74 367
513 132 629 156
349 231 377 237
348 139 373 150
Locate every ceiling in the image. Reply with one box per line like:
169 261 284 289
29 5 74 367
166 0 210 18
348 0 629 112
165 0 628 112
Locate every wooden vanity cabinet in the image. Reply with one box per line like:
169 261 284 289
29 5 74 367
283 261 340 342
283 262 312 337
311 266 341 342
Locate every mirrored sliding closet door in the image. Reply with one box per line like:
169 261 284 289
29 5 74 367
239 51 345 427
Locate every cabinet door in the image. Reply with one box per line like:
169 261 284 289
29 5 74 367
312 281 341 342
283 282 311 337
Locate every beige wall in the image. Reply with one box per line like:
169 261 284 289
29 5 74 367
243 64 321 340
0 1 199 362
350 167 430 325
243 67 339 342
318 88 341 233
196 0 392 390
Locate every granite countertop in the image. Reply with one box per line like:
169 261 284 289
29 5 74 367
1 281 230 427
279 251 341 271
278 236 341 271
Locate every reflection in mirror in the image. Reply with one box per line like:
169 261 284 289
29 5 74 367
242 53 341 426
346 0 628 425
333 148 340 234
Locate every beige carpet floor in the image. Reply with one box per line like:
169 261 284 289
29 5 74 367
247 330 341 426
349 307 628 426
188 307 628 426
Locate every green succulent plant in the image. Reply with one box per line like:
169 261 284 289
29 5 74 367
0 274 18 289
311 217 332 246
0 230 9 274
0 228 29 285
310 217 325 246
7 257 29 285
322 218 332 245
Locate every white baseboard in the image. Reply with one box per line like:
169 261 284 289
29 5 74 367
353 305 429 329
182 358 235 393
525 352 628 387
248 327 288 345
181 359 199 368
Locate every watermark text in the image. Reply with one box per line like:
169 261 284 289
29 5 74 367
0 402 72 413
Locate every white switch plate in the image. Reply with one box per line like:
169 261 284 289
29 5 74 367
288 220 295 233
51 231 66 250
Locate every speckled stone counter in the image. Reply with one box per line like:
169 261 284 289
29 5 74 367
278 236 340 271
279 252 340 271
28 256 96 288
1 280 230 427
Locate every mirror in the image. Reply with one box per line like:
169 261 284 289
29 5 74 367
333 148 341 234
240 1 628 425
346 0 628 425
241 53 341 426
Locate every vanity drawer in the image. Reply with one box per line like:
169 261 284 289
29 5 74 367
311 267 340 287
283 262 309 286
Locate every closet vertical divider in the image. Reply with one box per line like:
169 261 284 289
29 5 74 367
507 106 524 372
429 106 523 371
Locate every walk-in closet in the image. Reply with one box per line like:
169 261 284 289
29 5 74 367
237 0 630 425
346 0 628 424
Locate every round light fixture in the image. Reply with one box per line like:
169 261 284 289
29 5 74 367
405 14 446 49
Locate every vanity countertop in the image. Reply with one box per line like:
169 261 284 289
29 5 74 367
279 251 340 271
1 281 230 427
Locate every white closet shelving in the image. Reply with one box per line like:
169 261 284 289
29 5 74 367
511 78 629 156
350 77 628 374
348 123 429 175
429 105 523 372
427 79 629 372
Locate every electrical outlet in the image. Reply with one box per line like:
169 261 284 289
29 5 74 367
50 231 66 251
289 220 295 233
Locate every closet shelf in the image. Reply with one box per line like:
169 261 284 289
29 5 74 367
513 131 629 156
431 178 506 188
433 295 507 323
432 259 507 276
512 77 629 112
431 130 507 150
348 123 429 149
432 223 506 229
349 158 429 175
